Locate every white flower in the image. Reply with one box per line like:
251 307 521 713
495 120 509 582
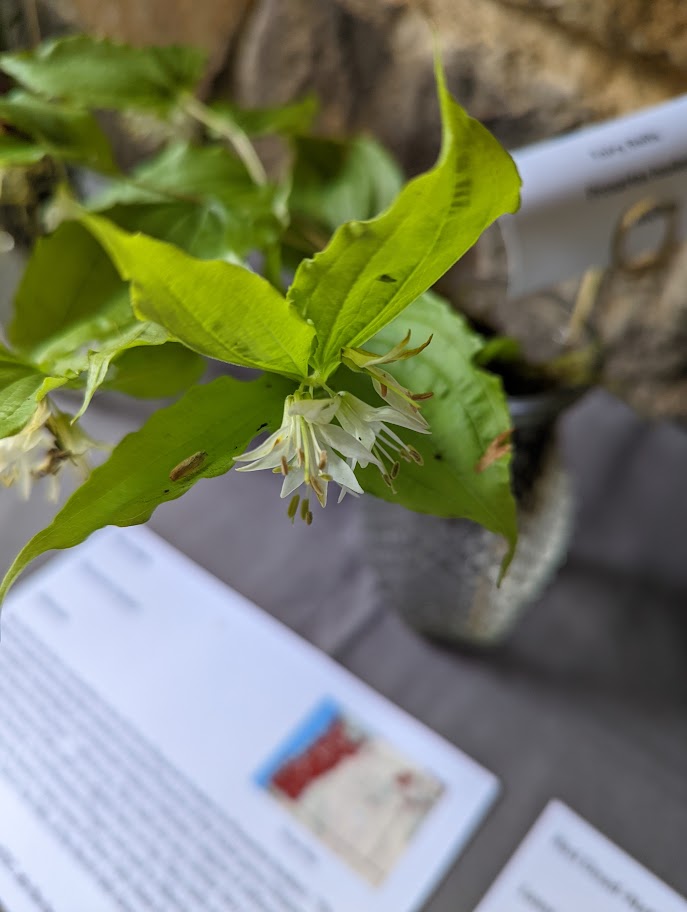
342 331 434 421
234 394 377 515
38 409 105 501
235 333 435 521
0 402 103 502
0 401 54 499
335 392 428 497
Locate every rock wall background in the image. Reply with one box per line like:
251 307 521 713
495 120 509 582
10 0 687 418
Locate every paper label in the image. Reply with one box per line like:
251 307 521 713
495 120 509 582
501 93 687 298
475 801 687 912
0 526 498 912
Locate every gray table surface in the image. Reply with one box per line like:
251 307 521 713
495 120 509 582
1 379 686 910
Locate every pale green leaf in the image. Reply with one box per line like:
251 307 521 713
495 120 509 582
0 346 64 437
287 57 521 378
349 291 517 568
0 35 205 114
72 321 170 420
0 373 293 603
82 213 316 380
0 90 116 172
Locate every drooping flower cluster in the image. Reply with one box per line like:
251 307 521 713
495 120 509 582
235 333 433 521
0 401 54 499
0 399 101 502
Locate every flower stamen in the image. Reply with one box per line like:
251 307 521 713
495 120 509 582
287 494 300 522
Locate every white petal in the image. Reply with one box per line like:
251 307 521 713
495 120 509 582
234 428 288 465
289 396 340 424
280 465 305 498
324 451 364 495
318 423 380 466
371 404 430 434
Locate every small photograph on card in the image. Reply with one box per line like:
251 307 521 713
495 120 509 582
254 697 444 885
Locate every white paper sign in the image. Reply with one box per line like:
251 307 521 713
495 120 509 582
501 93 687 298
476 801 687 912
0 526 498 912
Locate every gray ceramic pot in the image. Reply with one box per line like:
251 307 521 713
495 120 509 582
361 389 581 648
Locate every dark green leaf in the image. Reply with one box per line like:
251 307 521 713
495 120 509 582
473 335 522 367
0 90 116 172
0 35 205 115
97 201 237 260
103 342 206 399
9 221 125 356
351 291 517 569
90 142 285 256
289 134 403 233
82 213 316 380
287 56 521 378
0 134 47 166
0 373 293 603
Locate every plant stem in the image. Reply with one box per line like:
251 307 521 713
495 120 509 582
21 0 41 47
182 95 267 187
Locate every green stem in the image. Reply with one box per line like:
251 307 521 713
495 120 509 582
182 95 267 187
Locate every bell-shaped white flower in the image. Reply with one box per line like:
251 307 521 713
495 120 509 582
335 392 428 496
234 394 377 511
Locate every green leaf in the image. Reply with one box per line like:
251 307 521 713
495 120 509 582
90 142 284 256
103 343 206 399
81 213 316 380
9 221 126 357
0 134 48 166
289 134 403 233
473 335 522 368
208 94 318 137
0 90 116 172
0 35 206 115
0 373 293 603
287 57 521 378
71 320 170 420
8 221 177 411
96 201 239 261
351 291 517 569
0 346 64 437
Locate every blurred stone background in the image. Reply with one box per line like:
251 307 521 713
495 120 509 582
37 0 687 164
4 0 687 419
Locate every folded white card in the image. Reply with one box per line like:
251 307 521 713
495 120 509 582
0 526 498 912
476 800 687 912
502 93 687 298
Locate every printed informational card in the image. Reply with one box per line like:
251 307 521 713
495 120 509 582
502 93 687 297
0 526 498 912
476 801 687 912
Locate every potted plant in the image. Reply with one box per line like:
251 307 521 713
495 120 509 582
0 33 582 644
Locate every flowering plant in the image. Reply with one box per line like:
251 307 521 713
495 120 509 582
0 35 521 602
